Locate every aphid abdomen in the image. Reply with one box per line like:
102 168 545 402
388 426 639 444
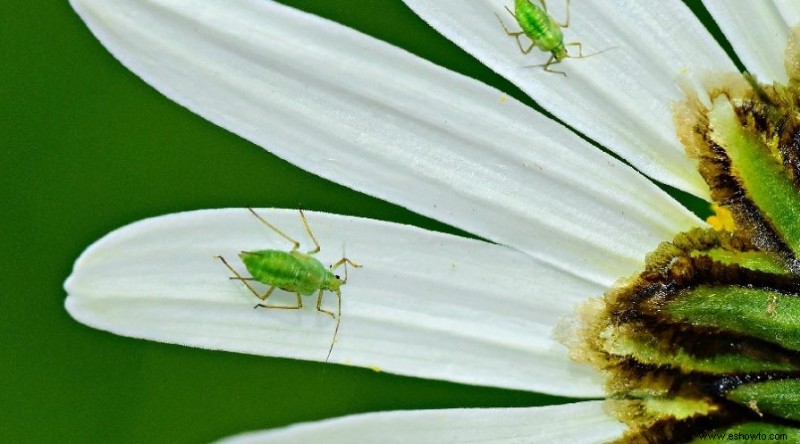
289 250 330 295
515 0 563 52
240 249 308 292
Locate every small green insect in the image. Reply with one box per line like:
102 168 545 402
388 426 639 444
496 0 605 75
216 208 361 362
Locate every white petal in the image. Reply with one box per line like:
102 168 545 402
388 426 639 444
219 401 623 444
65 209 606 396
404 0 735 198
704 0 800 84
71 0 702 287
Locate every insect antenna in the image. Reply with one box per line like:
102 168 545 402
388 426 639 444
342 244 349 283
523 45 617 75
565 43 618 60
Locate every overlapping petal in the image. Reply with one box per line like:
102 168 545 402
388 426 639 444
71 0 703 288
65 209 605 396
220 401 624 444
704 0 800 84
404 0 735 198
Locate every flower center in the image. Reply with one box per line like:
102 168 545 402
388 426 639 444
571 27 800 442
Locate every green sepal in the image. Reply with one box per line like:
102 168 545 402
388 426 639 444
708 97 800 258
694 248 789 274
727 379 800 421
690 422 800 443
603 324 798 374
663 286 800 351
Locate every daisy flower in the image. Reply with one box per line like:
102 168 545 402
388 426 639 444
64 0 800 441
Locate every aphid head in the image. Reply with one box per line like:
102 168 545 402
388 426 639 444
553 44 568 62
326 273 343 292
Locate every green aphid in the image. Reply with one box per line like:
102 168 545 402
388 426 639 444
496 0 606 75
216 208 361 362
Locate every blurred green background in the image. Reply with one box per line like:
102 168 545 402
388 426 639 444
2 1 727 442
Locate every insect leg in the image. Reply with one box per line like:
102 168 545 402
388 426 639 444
216 255 268 299
526 55 566 76
324 290 342 362
495 11 536 55
247 207 301 251
298 209 321 255
517 39 536 55
567 41 585 57
330 257 363 284
315 289 336 319
330 258 362 269
556 0 571 28
495 12 523 38
542 56 567 76
254 291 303 310
540 0 570 28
